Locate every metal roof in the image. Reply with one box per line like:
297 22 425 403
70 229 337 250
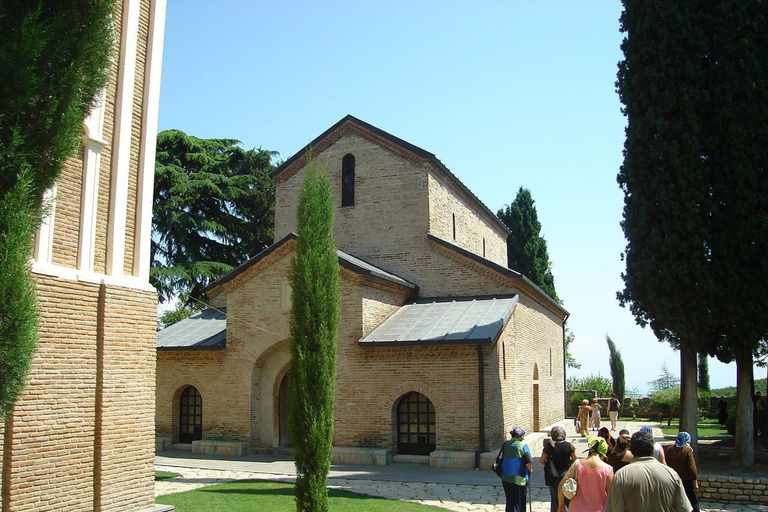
359 295 518 346
157 308 226 350
338 250 417 290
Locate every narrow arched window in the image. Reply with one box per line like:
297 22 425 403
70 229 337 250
342 154 355 207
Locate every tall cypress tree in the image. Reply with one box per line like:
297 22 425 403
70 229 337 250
617 0 768 465
0 0 114 418
497 187 559 302
606 335 625 408
288 156 340 512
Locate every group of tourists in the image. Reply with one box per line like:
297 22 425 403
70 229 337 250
497 423 698 512
577 394 622 437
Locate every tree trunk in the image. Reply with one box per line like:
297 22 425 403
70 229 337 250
734 352 755 466
680 347 699 458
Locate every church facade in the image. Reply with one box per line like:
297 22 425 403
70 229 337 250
156 115 567 466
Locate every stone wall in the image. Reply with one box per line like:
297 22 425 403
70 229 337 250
699 475 768 505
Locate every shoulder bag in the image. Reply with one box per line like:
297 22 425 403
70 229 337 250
491 442 505 477
561 460 580 499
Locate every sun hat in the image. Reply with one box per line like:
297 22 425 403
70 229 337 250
675 431 691 448
582 399 589 404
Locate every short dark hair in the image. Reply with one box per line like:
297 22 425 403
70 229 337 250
630 431 654 457
611 393 616 398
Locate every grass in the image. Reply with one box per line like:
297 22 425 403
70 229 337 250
659 423 730 439
155 480 442 512
155 471 182 481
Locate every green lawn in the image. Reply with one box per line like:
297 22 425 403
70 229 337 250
156 480 442 512
155 471 181 481
659 424 730 439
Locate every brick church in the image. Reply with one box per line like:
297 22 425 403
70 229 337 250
156 115 568 467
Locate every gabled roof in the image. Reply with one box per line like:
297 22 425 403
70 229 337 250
270 115 509 235
157 308 226 350
427 234 568 318
203 232 417 294
359 295 518 346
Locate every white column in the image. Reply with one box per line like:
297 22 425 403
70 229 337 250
34 185 57 266
106 0 141 277
133 0 167 281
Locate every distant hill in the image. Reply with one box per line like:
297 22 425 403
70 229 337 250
711 378 766 397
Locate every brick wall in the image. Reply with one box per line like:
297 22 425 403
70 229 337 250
2 1 164 510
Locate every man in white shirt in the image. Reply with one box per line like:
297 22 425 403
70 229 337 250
605 430 692 512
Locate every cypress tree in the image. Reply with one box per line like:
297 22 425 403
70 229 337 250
0 0 114 418
497 187 559 302
698 353 710 391
606 335 625 408
288 156 340 512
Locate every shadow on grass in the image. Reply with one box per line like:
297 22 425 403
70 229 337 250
201 482 381 501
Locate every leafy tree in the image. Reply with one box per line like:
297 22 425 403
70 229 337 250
606 335 625 406
288 156 340 512
616 0 768 464
497 187 559 302
566 374 613 397
647 363 680 393
0 0 114 418
650 387 680 426
564 327 581 369
151 129 276 307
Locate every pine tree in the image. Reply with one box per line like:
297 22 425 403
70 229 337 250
288 156 340 512
0 0 114 418
497 187 559 302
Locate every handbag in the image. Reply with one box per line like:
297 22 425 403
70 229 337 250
491 442 505 477
562 460 580 499
545 456 561 481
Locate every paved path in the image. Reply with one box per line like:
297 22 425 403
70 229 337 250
155 421 766 511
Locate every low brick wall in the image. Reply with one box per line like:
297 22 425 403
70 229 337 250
699 474 768 505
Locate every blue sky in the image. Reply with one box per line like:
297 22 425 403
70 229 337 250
157 0 763 394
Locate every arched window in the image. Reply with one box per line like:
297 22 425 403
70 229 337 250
179 386 202 443
396 392 435 455
342 154 355 207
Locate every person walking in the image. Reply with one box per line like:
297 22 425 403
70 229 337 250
501 427 532 512
663 431 699 512
540 425 577 512
590 399 602 431
608 393 621 430
604 431 691 512
577 399 590 437
557 437 613 512
718 397 728 425
606 429 633 473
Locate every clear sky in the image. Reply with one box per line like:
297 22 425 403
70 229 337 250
156 0 763 394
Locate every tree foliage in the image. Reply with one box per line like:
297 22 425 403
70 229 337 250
647 362 680 393
566 374 613 397
564 327 581 369
698 353 710 391
617 0 768 465
288 156 340 512
606 335 625 403
151 129 276 307
0 0 114 418
497 187 559 302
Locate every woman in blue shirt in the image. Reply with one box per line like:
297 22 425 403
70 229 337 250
501 427 533 512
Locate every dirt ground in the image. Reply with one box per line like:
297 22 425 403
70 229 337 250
695 438 768 476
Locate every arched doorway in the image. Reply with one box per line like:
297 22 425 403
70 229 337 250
179 386 202 443
396 392 435 455
278 373 292 446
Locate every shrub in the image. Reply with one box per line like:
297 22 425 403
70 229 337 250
569 392 593 417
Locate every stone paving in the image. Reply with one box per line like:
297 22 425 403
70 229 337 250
155 421 768 512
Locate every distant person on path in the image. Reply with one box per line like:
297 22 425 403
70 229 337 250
755 391 765 437
501 427 532 512
718 397 728 425
540 425 577 512
608 394 621 430
663 431 699 512
604 431 691 512
578 399 591 437
557 437 613 512
590 398 602 431
637 426 666 464
606 429 633 473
